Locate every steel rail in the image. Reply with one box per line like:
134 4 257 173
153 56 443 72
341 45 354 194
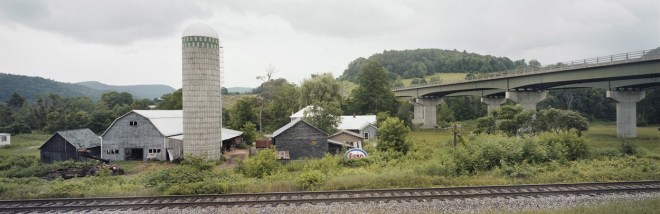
1 180 659 212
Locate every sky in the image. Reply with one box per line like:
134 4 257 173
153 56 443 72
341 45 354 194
0 0 658 89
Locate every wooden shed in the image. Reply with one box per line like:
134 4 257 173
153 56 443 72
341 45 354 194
272 118 328 160
39 129 101 163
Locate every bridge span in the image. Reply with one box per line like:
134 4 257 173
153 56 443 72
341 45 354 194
393 49 660 138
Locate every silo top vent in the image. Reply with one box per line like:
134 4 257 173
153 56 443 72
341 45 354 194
182 23 219 38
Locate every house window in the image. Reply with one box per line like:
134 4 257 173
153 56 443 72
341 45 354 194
364 132 370 139
148 149 161 153
129 121 138 126
0 136 6 142
106 149 119 154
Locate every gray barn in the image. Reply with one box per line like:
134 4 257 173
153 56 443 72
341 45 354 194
272 118 328 160
39 129 101 163
101 110 242 161
102 110 183 161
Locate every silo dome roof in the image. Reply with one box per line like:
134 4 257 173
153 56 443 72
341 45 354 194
182 23 219 38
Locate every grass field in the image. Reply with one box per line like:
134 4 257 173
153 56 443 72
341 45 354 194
0 123 658 203
401 73 466 86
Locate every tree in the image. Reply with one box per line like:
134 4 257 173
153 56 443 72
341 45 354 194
100 92 133 109
528 59 542 68
264 79 300 132
240 122 257 145
303 102 341 134
255 64 280 133
8 92 26 111
348 60 399 115
476 106 588 136
299 73 342 107
131 99 154 110
157 89 182 110
228 96 258 130
377 117 410 154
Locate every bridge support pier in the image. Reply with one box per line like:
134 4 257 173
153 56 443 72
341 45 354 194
505 91 548 111
481 97 507 114
607 90 645 138
412 97 443 129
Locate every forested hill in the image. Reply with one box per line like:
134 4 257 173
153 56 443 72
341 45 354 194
339 49 526 82
76 81 175 100
0 73 103 102
0 73 176 103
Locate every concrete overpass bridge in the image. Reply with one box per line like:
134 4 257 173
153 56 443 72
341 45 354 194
393 49 660 138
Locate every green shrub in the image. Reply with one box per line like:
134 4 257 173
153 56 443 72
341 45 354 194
165 181 229 195
237 149 281 178
538 132 589 160
296 170 325 190
181 155 217 171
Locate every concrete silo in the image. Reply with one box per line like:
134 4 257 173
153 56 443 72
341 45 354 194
181 23 223 160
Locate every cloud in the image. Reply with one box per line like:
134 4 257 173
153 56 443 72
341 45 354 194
0 0 212 45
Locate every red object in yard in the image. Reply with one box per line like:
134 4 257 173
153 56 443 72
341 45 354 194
255 139 272 148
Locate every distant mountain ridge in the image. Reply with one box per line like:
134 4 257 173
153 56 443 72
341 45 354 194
76 81 175 99
0 73 175 103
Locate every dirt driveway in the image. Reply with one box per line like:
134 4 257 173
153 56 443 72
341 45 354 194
218 149 248 169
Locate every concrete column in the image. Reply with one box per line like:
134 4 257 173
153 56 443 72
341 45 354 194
607 90 646 138
505 91 548 111
411 97 443 129
481 97 507 113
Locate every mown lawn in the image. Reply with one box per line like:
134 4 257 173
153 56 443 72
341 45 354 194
401 73 466 86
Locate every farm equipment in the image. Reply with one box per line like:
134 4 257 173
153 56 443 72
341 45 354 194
45 149 124 179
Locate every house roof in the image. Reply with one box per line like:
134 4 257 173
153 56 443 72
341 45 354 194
41 128 100 149
289 106 377 131
272 118 328 138
104 110 241 140
337 115 376 130
289 105 314 119
327 139 355 148
0 133 9 136
329 130 364 139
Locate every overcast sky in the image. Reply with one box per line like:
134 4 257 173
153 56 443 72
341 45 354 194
0 0 658 89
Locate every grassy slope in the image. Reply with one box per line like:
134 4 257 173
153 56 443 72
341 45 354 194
222 94 256 109
401 73 466 86
0 133 51 158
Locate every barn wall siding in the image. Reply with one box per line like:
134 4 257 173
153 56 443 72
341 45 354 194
40 135 82 163
274 122 327 160
102 113 166 161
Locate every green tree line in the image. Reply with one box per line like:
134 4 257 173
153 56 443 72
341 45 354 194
0 91 153 134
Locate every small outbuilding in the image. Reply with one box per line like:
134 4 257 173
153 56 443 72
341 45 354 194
272 118 328 160
39 129 101 163
0 133 10 146
329 130 363 149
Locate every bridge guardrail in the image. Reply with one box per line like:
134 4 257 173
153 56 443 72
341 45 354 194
394 49 660 90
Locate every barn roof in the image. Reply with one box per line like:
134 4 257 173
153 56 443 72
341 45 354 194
289 106 376 131
133 110 183 137
40 128 100 149
106 110 242 140
289 105 314 119
337 115 376 130
273 118 328 138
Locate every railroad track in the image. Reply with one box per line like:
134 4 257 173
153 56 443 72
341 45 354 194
1 180 659 213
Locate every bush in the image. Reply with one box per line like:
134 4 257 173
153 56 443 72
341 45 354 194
237 149 281 178
181 155 217 171
165 181 229 195
296 170 325 190
538 132 589 161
